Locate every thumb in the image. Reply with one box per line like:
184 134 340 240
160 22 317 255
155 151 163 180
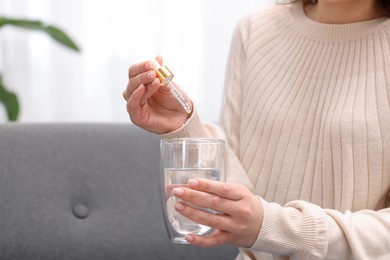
154 55 163 66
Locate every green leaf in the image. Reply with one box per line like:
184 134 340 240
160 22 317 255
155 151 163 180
43 25 80 51
0 74 20 121
0 17 80 52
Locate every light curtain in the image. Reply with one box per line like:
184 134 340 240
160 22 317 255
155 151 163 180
0 0 271 122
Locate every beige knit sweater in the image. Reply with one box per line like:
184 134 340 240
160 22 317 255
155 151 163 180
162 1 390 259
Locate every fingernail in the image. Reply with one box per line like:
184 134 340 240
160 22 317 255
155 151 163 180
188 179 199 187
173 188 184 196
185 235 194 242
175 202 184 211
152 78 160 86
145 62 152 70
147 71 155 79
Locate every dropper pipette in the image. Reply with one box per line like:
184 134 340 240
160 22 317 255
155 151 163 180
150 59 192 114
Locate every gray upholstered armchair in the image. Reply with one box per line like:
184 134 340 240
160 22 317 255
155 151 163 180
0 123 238 260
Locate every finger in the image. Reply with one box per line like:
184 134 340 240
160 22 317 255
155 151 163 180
140 78 160 105
123 81 135 101
173 187 234 215
128 60 153 78
174 201 236 233
123 90 128 101
123 59 157 101
126 84 146 116
185 230 234 247
124 69 156 100
187 179 246 200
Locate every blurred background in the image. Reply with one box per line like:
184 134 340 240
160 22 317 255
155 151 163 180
0 0 272 123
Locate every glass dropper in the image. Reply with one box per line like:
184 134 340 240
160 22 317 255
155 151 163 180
150 58 192 114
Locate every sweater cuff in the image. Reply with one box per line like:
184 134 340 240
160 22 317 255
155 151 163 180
250 198 328 259
160 106 211 139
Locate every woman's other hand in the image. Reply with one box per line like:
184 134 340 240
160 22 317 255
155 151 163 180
123 56 191 134
172 178 264 248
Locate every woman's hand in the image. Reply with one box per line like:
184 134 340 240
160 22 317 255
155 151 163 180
123 56 191 134
172 178 264 248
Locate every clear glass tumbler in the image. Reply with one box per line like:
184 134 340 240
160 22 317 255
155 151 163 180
160 138 226 244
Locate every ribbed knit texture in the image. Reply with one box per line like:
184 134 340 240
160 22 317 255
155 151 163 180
227 2 390 212
162 1 390 259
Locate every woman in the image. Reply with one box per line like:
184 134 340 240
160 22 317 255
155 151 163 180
123 0 390 258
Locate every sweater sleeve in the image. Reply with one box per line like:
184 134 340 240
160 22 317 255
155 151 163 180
251 198 390 259
160 18 254 191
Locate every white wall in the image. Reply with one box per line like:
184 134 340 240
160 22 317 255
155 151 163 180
0 0 273 123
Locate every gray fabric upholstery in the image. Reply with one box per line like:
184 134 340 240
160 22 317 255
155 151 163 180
0 123 238 260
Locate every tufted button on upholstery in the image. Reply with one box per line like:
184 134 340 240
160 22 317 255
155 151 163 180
73 204 89 219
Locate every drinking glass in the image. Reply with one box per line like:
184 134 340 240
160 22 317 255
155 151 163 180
160 138 226 244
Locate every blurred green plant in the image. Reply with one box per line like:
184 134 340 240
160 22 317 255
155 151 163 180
0 17 80 121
